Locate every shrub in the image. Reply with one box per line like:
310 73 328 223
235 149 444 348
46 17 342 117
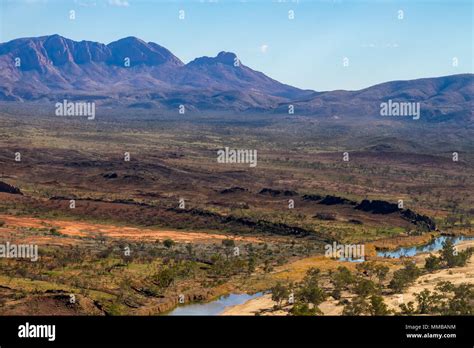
330 266 354 299
163 239 175 249
271 282 289 309
49 228 61 236
399 282 473 315
222 239 235 248
369 295 390 315
424 254 442 271
425 241 473 270
314 213 336 221
389 261 420 293
153 267 176 289
290 303 319 316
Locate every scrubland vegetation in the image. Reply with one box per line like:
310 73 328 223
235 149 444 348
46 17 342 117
0 110 472 315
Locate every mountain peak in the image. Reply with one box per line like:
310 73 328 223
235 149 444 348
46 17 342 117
188 51 240 67
45 34 67 39
0 35 183 70
0 34 310 105
215 51 238 65
107 37 183 67
109 36 147 46
43 35 76 66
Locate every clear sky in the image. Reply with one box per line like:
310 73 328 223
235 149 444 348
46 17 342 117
0 0 472 91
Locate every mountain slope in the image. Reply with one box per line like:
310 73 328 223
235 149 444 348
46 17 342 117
0 35 472 121
0 35 311 107
276 74 473 122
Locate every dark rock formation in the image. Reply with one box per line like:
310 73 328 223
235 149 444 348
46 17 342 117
0 181 22 195
401 209 436 231
302 194 323 201
355 199 400 214
220 187 247 194
319 195 356 205
259 188 298 197
103 172 118 179
355 199 436 231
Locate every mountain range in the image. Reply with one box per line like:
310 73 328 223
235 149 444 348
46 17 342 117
0 34 472 121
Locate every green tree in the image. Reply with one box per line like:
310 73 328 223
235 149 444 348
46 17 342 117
222 239 235 248
271 282 289 309
399 301 416 315
185 243 193 256
424 254 441 271
247 256 256 275
330 266 354 300
153 267 175 289
342 296 370 316
290 303 319 316
369 295 390 315
374 264 389 285
414 289 438 314
441 239 457 267
354 278 377 297
389 262 420 293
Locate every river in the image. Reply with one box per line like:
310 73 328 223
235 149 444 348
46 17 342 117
168 292 264 315
168 235 473 315
377 235 474 258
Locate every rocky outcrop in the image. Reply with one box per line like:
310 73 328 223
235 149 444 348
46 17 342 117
259 188 298 197
220 187 247 194
302 194 323 201
319 195 356 206
355 199 436 231
169 207 325 239
0 181 22 195
401 209 436 231
103 172 118 179
355 199 399 214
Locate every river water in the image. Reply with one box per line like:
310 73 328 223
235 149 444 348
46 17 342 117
168 292 264 315
376 235 474 258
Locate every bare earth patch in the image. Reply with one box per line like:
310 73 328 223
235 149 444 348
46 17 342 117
0 214 263 244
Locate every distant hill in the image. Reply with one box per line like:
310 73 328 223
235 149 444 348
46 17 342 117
276 74 473 122
0 35 472 121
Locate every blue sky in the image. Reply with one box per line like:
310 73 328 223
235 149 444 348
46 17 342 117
1 0 472 91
